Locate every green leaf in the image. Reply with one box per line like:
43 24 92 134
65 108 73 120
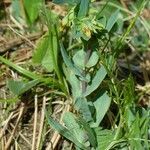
65 69 82 99
123 76 135 106
73 50 99 69
75 97 93 122
77 0 90 18
45 111 87 150
32 34 48 63
83 65 107 97
106 9 120 32
95 128 115 150
43 28 58 73
0 98 18 104
63 112 80 130
7 79 40 96
125 108 150 150
33 33 54 72
73 50 85 69
23 0 42 24
128 115 143 150
41 48 54 72
60 43 80 75
41 9 64 84
91 92 111 127
11 0 26 25
78 117 97 148
0 56 39 80
60 43 87 81
0 56 65 93
63 112 89 144
97 17 107 27
32 33 49 64
124 107 136 128
86 51 99 68
53 0 80 5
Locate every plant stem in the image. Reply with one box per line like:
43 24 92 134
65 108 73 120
81 40 92 93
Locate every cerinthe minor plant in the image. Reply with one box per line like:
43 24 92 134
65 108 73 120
45 0 119 149
45 0 149 149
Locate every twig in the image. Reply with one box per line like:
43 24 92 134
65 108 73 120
0 112 18 139
10 123 32 148
47 131 60 150
31 95 38 150
36 96 46 149
0 32 43 53
5 125 22 150
9 15 24 30
1 136 5 150
119 0 128 11
0 23 19 28
5 103 25 150
8 25 35 47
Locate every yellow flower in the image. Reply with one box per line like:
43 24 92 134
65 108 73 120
82 26 91 38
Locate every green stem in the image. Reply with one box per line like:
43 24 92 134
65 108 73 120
81 40 92 93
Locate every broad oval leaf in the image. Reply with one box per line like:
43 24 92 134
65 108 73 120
33 31 58 72
7 79 40 96
95 128 115 150
74 97 93 122
23 0 42 24
32 35 47 63
86 51 99 68
73 50 99 69
45 111 87 150
63 112 89 144
72 49 85 69
78 117 97 148
106 9 120 32
77 0 90 18
91 91 111 127
68 70 82 99
60 43 88 81
83 65 107 97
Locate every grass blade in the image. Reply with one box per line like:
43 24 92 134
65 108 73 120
115 0 148 56
0 56 66 93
